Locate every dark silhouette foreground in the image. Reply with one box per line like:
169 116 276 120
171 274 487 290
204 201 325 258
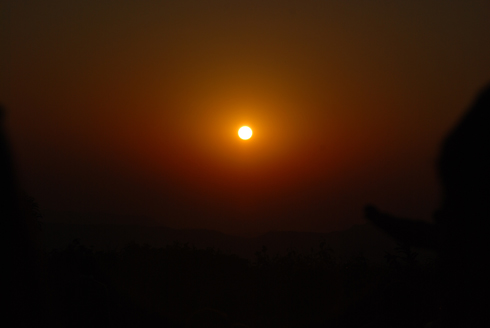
2 106 46 326
365 84 490 327
3 85 489 327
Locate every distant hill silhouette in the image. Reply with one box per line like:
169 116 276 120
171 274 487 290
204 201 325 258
41 217 435 264
42 209 156 225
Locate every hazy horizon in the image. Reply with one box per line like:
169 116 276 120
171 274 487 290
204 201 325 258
2 0 490 236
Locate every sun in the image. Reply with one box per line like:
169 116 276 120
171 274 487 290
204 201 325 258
238 126 253 140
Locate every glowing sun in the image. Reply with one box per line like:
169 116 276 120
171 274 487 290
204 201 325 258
238 126 253 140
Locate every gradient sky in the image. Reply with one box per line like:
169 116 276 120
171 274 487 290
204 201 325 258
2 0 490 236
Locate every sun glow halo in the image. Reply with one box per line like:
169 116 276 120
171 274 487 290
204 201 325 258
238 126 253 140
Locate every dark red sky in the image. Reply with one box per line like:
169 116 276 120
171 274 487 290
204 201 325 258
1 0 490 236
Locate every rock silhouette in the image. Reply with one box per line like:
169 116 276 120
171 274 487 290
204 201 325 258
365 84 490 327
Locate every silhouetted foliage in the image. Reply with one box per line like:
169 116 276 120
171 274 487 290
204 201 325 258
42 236 441 328
365 83 490 327
3 105 49 326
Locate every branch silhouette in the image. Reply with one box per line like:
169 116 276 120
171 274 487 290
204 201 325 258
364 83 490 327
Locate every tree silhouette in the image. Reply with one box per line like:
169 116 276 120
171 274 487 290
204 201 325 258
365 84 490 327
2 105 48 326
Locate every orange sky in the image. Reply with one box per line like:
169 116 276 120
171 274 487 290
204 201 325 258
2 0 490 235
